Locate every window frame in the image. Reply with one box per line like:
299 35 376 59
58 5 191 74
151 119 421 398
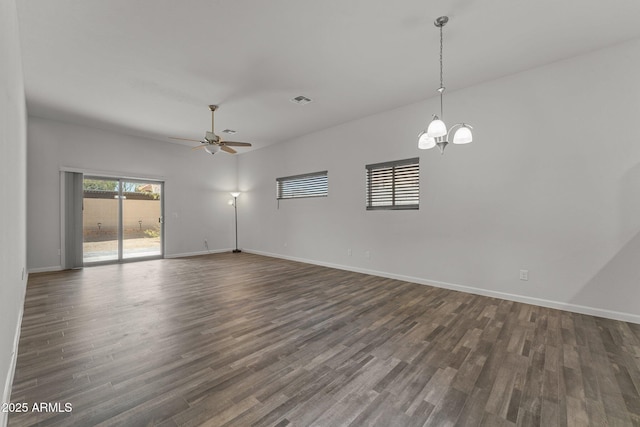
365 157 419 211
276 170 328 200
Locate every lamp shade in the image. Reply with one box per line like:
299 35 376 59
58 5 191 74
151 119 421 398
452 125 473 144
418 131 436 149
230 192 241 198
426 117 447 138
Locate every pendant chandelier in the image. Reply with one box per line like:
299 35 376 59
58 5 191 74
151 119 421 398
418 16 473 154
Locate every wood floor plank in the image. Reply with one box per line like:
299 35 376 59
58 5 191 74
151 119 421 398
8 252 640 426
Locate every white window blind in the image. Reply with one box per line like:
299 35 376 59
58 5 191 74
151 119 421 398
366 158 419 210
277 171 328 199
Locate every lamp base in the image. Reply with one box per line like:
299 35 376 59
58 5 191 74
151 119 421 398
232 249 242 253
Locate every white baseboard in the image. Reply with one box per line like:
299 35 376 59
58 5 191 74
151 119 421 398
27 265 63 274
24 250 640 324
165 248 232 259
243 249 640 325
2 285 27 427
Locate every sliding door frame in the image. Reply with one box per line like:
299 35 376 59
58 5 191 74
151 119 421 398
60 168 166 268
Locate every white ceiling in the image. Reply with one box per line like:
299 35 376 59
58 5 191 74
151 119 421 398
16 0 640 151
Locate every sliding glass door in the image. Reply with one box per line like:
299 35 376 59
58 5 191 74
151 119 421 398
83 176 163 264
122 180 162 259
83 177 120 263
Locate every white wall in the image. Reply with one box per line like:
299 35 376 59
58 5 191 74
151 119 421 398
0 0 28 423
238 38 640 323
27 117 239 271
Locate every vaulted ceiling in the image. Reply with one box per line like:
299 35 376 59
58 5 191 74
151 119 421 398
16 0 640 151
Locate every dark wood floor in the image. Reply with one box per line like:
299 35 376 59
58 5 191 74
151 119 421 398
9 253 640 426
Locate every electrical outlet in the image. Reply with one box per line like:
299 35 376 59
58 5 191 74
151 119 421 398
520 270 529 281
347 248 352 256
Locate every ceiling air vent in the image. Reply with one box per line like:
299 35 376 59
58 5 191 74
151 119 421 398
222 129 237 135
290 95 312 105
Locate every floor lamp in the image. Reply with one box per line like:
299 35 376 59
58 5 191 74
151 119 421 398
230 192 241 253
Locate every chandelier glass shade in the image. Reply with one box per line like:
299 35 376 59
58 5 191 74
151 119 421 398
426 116 447 138
452 124 473 144
418 16 473 154
417 131 436 149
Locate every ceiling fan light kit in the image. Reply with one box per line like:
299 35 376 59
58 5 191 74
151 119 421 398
204 145 220 155
418 16 473 154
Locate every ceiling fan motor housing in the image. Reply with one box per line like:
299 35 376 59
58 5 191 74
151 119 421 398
205 131 219 143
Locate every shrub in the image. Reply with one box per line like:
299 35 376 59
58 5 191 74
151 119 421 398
143 229 160 238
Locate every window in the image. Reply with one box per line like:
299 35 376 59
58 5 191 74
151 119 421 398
366 158 419 210
277 171 328 199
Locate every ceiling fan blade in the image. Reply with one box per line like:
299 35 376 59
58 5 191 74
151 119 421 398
221 141 252 147
220 145 237 154
191 145 208 150
170 136 203 143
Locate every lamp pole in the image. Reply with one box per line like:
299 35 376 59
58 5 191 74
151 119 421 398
230 192 241 253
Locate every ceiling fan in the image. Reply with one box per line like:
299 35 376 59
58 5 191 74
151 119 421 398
169 105 252 155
